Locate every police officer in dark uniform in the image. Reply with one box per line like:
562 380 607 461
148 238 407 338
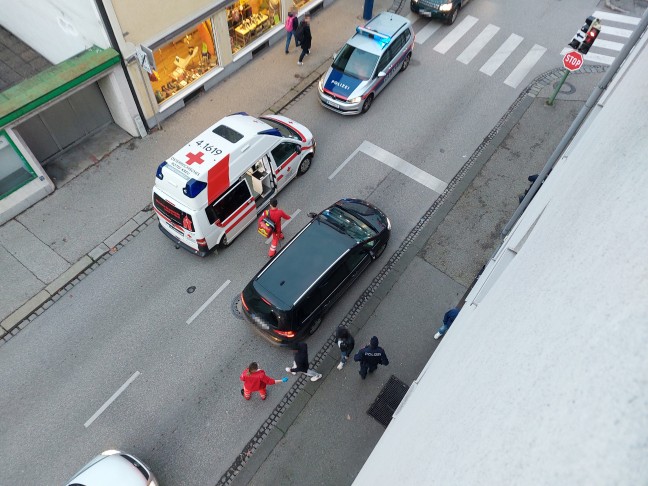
354 336 389 379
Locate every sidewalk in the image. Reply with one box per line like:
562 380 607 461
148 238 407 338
223 67 607 485
0 0 396 338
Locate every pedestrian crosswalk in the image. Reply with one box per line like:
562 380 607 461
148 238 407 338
409 9 642 89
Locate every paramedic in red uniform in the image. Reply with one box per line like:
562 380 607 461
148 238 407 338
268 198 291 257
240 362 288 400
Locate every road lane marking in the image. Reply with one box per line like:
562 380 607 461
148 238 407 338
590 39 624 51
560 48 616 65
457 24 500 64
329 141 447 193
434 15 479 54
266 209 301 244
85 371 140 428
600 25 633 38
479 33 523 76
186 280 231 324
504 44 546 88
593 11 640 25
415 22 442 45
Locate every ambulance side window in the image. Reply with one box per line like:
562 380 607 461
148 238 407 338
206 179 252 225
271 142 299 167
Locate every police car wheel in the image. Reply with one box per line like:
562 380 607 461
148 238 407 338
361 94 374 114
298 155 312 175
308 317 322 335
400 52 411 72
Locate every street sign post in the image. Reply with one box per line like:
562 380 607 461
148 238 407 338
548 51 584 106
562 50 584 71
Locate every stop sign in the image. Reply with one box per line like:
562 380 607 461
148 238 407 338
563 50 584 71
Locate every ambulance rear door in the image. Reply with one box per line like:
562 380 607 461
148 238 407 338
269 140 303 191
205 178 257 245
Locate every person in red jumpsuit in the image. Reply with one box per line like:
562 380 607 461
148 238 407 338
240 362 288 400
267 198 291 257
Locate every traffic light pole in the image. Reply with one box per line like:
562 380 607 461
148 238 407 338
546 69 570 106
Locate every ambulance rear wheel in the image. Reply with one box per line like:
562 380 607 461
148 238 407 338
361 94 374 114
298 155 312 175
220 234 230 247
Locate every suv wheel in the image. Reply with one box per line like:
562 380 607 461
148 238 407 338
308 317 322 336
446 7 459 25
361 94 374 114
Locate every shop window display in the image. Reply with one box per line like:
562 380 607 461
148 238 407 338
150 20 218 104
292 0 315 9
0 134 36 199
227 0 282 54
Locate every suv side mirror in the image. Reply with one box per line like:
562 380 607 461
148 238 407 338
307 212 318 218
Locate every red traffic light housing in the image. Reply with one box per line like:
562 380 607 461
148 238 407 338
568 16 602 54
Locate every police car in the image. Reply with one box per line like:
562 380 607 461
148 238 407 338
317 13 414 115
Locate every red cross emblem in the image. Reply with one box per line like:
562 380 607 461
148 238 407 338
186 151 205 165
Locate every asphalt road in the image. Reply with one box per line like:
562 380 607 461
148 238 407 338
0 0 613 483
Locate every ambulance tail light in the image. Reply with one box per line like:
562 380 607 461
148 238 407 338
156 161 167 180
183 179 207 198
197 238 208 253
274 330 296 338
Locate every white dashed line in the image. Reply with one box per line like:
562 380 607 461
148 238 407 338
600 25 633 38
479 33 523 76
434 15 479 54
415 22 442 45
559 48 616 65
85 371 140 428
593 11 640 25
457 24 500 64
186 280 231 324
504 44 546 88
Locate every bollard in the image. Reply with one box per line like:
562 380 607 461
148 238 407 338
363 0 374 20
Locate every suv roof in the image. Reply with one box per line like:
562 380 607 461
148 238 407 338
254 220 357 307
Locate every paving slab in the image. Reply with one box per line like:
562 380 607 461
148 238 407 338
0 245 44 322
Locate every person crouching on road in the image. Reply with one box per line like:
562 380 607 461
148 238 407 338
268 198 291 258
240 362 288 401
286 342 322 381
354 336 389 379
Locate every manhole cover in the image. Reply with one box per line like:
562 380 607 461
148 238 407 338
231 294 245 320
187 286 196 294
367 375 409 427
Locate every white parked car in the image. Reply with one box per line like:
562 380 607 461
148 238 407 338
66 450 158 486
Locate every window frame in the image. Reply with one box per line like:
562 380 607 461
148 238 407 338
205 178 252 224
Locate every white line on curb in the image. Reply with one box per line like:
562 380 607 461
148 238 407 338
85 371 140 428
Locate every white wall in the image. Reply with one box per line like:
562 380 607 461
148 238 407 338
0 0 110 63
354 31 648 486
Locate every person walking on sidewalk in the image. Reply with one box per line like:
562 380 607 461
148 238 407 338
240 362 288 401
267 198 291 257
284 10 299 54
335 326 355 370
354 336 389 379
297 14 312 66
286 342 322 381
434 307 459 340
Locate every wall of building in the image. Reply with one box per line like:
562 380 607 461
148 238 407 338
0 0 110 63
354 31 648 486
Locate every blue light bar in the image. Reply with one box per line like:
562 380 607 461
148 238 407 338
356 26 390 47
183 178 207 198
156 161 167 180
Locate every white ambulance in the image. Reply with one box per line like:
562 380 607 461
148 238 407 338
152 112 315 256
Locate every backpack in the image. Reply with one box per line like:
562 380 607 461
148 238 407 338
284 15 294 32
257 210 275 238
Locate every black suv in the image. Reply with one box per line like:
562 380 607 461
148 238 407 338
411 0 471 25
241 199 391 345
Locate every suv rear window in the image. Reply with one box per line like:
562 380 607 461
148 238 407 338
319 206 377 241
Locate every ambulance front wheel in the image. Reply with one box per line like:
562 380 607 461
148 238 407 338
298 155 313 175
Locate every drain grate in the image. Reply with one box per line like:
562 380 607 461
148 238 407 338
367 375 409 427
230 294 245 320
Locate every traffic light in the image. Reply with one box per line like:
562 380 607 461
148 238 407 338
568 16 602 54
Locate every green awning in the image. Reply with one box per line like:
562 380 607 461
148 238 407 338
0 46 120 128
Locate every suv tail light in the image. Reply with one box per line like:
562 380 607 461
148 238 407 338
274 330 295 338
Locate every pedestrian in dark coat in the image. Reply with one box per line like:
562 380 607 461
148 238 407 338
335 326 355 370
286 342 322 381
297 14 312 65
354 336 389 379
